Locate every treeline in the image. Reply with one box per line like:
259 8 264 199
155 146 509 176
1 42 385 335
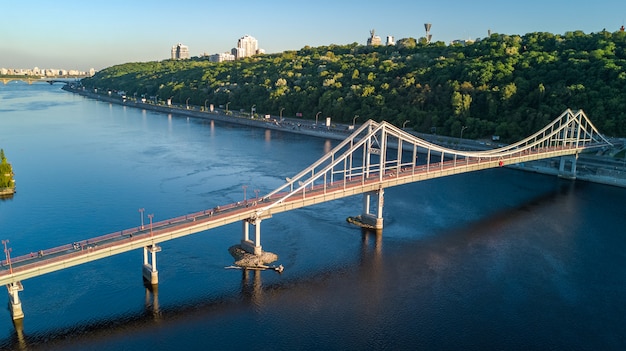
0 149 15 190
81 30 626 141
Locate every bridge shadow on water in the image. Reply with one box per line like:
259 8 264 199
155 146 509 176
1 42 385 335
1 180 580 350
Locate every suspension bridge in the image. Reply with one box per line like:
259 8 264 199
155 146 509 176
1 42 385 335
0 109 611 322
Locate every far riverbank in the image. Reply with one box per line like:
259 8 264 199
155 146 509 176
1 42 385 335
62 84 626 188
62 84 352 141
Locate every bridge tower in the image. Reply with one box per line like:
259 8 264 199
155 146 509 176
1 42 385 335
142 245 161 285
7 281 24 320
241 218 262 255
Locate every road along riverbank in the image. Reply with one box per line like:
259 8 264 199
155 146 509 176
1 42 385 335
62 85 351 141
62 85 626 188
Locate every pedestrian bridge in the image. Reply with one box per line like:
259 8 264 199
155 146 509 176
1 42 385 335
0 109 612 321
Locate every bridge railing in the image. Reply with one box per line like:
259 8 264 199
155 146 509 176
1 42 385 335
1 226 147 267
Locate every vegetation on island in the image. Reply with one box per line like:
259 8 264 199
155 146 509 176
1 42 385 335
81 30 626 141
0 149 15 194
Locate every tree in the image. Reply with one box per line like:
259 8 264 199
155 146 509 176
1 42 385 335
80 30 626 139
0 149 15 189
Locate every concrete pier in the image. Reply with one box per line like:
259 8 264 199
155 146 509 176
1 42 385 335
142 245 161 285
7 281 24 320
241 218 262 255
360 189 384 229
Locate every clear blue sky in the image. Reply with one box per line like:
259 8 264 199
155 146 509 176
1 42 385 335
2 0 625 71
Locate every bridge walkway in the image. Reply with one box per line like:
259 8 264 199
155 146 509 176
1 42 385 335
0 143 584 286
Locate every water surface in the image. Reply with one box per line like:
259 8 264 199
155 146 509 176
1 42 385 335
1 82 625 350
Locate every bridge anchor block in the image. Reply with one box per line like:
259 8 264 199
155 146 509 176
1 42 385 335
558 155 578 180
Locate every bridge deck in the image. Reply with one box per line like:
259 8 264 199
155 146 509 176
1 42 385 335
0 145 581 286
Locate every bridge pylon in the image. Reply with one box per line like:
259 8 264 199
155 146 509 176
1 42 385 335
360 189 384 229
6 281 24 320
241 218 262 256
142 245 161 285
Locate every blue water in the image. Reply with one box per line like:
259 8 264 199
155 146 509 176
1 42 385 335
1 82 626 350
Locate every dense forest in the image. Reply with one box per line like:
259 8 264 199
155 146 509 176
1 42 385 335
81 30 626 141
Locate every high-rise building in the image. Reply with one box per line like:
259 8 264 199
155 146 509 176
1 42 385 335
234 35 258 59
231 47 246 60
171 43 190 60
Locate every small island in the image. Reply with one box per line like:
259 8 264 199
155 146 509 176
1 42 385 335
0 149 16 197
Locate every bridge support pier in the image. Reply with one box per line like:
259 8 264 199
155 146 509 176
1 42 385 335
6 282 24 320
241 218 263 256
559 155 578 179
142 245 162 285
360 189 384 229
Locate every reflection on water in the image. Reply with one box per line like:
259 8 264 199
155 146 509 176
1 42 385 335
240 269 264 311
2 226 384 350
144 284 161 320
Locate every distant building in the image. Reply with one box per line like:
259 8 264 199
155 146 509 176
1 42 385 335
231 47 246 60
451 39 475 46
367 29 382 46
209 52 236 63
233 35 260 59
424 23 432 44
386 35 395 46
171 43 190 60
0 67 90 77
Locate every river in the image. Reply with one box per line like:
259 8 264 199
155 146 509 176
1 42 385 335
1 82 626 350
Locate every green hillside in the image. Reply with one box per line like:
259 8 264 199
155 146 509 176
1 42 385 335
81 30 626 141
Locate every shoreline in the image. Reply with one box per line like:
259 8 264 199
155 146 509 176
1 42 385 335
62 85 351 141
62 85 626 188
0 188 15 197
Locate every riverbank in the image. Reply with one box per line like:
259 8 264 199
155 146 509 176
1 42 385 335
62 85 351 142
0 148 16 197
0 188 15 197
62 85 626 188
510 157 626 188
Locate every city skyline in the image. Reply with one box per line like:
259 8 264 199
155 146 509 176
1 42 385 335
1 0 625 71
